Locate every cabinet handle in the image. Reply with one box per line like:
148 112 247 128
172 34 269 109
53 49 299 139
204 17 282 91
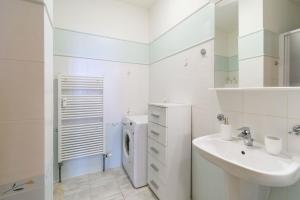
150 180 159 190
151 113 160 118
151 130 160 136
150 147 159 154
150 163 159 172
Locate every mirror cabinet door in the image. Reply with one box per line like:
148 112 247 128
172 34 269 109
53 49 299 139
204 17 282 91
214 0 239 88
214 0 300 88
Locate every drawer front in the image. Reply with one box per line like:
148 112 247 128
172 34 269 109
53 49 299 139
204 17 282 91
148 122 167 146
148 105 166 126
148 168 165 200
148 138 166 164
148 153 166 183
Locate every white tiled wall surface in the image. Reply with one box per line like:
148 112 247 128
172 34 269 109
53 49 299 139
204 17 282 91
53 56 149 180
238 0 263 37
239 56 264 87
149 41 219 139
217 90 300 156
53 0 150 181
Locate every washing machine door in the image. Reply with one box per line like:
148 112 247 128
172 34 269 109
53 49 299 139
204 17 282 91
122 126 133 178
123 129 131 159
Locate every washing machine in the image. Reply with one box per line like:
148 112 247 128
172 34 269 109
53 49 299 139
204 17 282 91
122 115 148 188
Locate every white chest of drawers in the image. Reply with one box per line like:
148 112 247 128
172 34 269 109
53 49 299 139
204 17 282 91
147 103 191 200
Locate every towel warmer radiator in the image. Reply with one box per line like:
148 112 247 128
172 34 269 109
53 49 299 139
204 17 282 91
57 75 105 182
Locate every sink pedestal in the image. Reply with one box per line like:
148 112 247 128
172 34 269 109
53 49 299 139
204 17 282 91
225 173 270 200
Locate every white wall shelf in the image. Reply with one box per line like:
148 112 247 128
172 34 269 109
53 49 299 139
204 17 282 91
209 87 300 91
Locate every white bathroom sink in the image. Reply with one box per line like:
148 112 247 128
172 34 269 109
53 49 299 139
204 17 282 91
193 134 300 187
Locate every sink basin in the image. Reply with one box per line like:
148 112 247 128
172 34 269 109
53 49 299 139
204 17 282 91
193 134 300 187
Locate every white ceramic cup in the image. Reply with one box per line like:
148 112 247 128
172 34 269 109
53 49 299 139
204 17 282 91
264 136 282 155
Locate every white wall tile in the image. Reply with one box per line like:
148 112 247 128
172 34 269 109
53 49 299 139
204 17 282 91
218 90 288 150
288 91 300 119
222 111 244 133
239 57 264 88
0 60 44 121
243 113 264 141
260 116 288 152
0 0 43 61
149 41 219 139
217 91 243 112
149 41 214 104
244 91 287 117
238 0 263 37
287 119 300 156
241 114 287 150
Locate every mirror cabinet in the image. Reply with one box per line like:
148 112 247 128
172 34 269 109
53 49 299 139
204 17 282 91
214 0 300 88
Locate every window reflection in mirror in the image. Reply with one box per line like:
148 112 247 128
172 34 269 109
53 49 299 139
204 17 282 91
214 0 239 88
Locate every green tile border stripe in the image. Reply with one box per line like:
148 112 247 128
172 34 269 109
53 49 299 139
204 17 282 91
54 3 215 65
239 29 279 61
54 28 149 65
215 54 238 72
149 3 215 64
55 27 148 45
150 1 211 43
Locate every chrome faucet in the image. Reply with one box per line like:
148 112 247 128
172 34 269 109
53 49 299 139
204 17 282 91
238 127 254 146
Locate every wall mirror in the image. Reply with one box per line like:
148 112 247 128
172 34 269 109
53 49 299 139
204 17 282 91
214 0 300 88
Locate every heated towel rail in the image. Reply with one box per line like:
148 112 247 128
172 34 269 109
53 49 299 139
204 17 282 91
57 75 105 182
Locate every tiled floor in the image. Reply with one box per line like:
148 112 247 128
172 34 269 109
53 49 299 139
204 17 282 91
54 168 158 200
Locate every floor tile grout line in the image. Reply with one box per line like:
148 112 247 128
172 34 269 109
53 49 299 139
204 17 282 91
54 168 156 200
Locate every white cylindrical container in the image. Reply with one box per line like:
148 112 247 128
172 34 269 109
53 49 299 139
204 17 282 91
221 124 232 140
264 136 282 155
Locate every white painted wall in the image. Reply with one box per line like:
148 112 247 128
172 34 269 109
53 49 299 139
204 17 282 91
53 0 149 43
149 0 210 41
44 2 54 200
264 0 300 34
239 0 263 37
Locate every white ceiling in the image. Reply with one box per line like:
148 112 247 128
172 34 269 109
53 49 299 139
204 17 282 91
117 0 157 8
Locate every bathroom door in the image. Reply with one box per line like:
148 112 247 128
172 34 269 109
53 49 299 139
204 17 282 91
282 29 300 86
